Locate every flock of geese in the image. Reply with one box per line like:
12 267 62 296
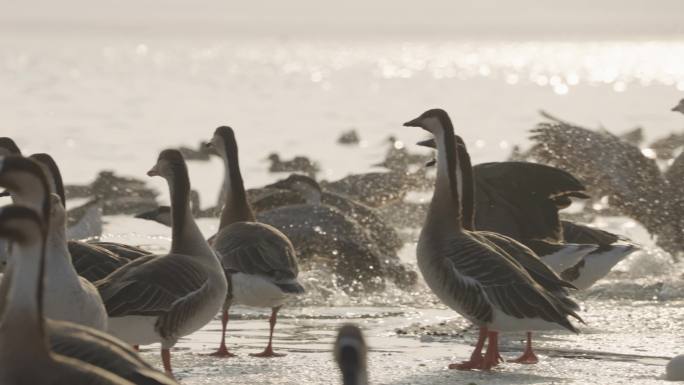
1 100 680 384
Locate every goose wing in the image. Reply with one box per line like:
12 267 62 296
213 222 300 285
95 254 209 320
439 235 581 331
68 241 130 282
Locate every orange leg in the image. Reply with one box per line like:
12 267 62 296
206 310 236 357
509 332 539 364
449 326 487 370
250 306 285 358
162 348 174 378
479 331 503 370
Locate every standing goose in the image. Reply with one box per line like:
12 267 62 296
207 126 304 358
0 205 133 385
426 134 580 367
95 149 227 375
334 324 368 385
0 157 107 330
405 108 582 370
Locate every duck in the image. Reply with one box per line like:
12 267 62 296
0 156 108 331
420 130 581 367
334 324 368 385
405 108 582 370
206 126 304 358
528 113 682 258
267 152 320 177
95 149 227 376
0 204 134 385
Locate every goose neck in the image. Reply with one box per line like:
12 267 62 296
218 150 255 229
425 129 463 231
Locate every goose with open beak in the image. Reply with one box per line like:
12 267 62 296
405 109 582 370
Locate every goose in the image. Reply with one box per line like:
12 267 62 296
206 126 304 358
0 156 108 330
267 153 320 177
0 205 134 385
334 324 368 385
405 108 582 370
266 174 405 265
420 132 580 367
528 115 682 258
95 149 227 375
418 138 598 272
261 175 416 290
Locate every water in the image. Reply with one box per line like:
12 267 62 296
2 24 684 385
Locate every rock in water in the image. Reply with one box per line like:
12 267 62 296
667 355 684 381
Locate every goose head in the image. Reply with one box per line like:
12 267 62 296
0 138 21 157
207 126 238 162
0 156 50 219
148 149 188 181
403 108 454 135
268 153 281 162
672 98 684 114
334 324 368 385
29 153 66 205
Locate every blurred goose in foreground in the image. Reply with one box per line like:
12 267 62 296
528 113 683 258
0 205 133 385
406 108 582 370
0 157 108 330
418 132 580 367
334 324 368 385
418 138 597 273
207 126 304 358
95 150 227 375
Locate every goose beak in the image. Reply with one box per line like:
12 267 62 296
146 165 160 177
403 116 424 128
672 104 683 113
416 138 436 149
0 190 9 197
424 158 436 167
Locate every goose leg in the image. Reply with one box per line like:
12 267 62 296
207 309 236 357
510 332 539 364
449 326 487 370
480 331 503 370
161 348 174 377
250 306 285 358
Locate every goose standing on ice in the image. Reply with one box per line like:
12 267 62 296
207 126 304 358
0 205 133 385
95 150 227 375
0 157 108 330
405 108 582 370
334 324 368 385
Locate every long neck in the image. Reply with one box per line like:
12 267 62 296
0 238 49 361
341 368 368 385
456 138 476 231
45 212 78 275
219 141 255 229
425 128 463 231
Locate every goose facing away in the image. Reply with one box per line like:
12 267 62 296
208 126 305 358
405 108 581 370
334 325 368 385
419 133 581 367
95 149 227 376
0 205 134 385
